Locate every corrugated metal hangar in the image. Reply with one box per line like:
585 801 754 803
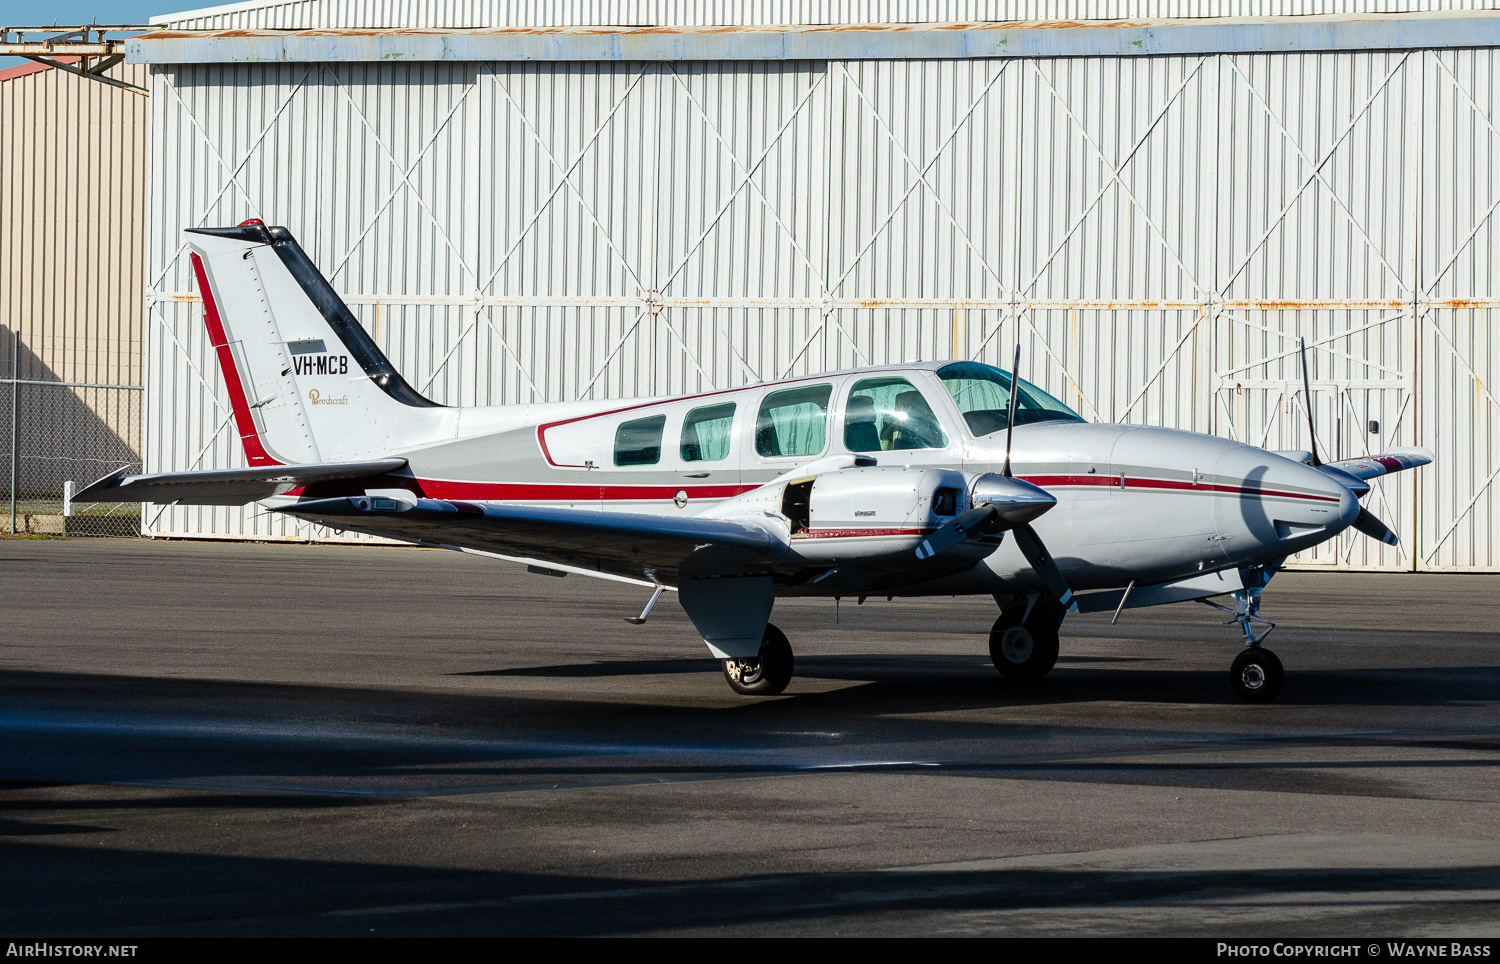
0 55 148 536
124 0 1500 571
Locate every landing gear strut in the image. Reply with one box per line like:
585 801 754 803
988 596 1062 680
723 623 794 696
1200 569 1285 703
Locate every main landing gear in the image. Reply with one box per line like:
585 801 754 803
988 597 1063 681
723 624 794 696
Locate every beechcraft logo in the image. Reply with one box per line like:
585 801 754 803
307 389 349 406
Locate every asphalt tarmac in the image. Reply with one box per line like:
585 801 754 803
1 538 1498 937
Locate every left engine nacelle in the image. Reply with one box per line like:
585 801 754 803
782 465 995 567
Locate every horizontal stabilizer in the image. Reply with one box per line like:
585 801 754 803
73 459 408 506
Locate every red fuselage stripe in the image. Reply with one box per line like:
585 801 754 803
297 473 1335 505
191 253 280 468
296 476 758 501
1020 474 1341 504
793 528 932 539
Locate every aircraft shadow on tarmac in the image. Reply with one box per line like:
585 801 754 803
3 837 1499 936
455 656 1500 709
1 665 1497 804
464 653 1159 678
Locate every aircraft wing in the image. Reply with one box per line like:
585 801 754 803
73 459 409 506
1325 447 1433 481
274 496 788 584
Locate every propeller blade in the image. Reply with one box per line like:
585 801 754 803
1298 336 1324 468
1010 522 1078 613
1002 342 1021 478
1351 506 1399 546
915 505 997 560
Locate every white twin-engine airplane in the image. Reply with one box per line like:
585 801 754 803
81 222 1433 702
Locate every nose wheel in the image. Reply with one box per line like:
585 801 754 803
1230 646 1284 703
723 624 794 696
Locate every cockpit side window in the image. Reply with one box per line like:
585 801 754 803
844 376 948 452
938 362 1083 436
755 384 831 458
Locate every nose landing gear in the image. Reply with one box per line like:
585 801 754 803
1200 569 1285 703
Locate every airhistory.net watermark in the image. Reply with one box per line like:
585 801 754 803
6 946 137 958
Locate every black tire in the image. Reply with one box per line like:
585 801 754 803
723 624 794 696
1230 647 1284 703
989 603 1061 681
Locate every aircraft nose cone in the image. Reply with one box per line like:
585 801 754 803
1284 458 1360 530
1212 443 1360 557
971 473 1057 525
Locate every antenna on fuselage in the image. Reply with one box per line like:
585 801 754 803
1297 337 1323 467
1002 342 1022 478
733 349 762 385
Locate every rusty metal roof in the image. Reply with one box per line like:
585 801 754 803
124 12 1500 63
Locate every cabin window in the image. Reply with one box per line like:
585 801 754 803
938 361 1083 436
614 414 666 466
755 384 831 458
681 402 736 462
844 376 948 452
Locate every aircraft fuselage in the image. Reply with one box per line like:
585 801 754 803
303 362 1357 598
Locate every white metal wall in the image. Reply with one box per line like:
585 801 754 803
152 0 1500 29
145 51 1500 570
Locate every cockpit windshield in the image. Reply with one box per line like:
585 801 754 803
938 362 1084 436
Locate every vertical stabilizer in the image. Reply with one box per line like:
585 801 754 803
187 221 447 466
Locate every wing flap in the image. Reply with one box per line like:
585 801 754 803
74 459 409 506
1325 447 1433 481
274 497 787 583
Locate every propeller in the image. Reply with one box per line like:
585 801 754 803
1351 507 1399 546
914 475 1055 560
1298 337 1324 468
1002 342 1022 479
1296 337 1398 546
918 344 1076 612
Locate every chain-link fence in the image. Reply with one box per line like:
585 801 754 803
0 378 143 537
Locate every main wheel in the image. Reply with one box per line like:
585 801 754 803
723 624 794 696
989 602 1061 681
1230 647 1284 703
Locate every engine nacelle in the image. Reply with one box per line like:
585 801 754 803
781 465 995 567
